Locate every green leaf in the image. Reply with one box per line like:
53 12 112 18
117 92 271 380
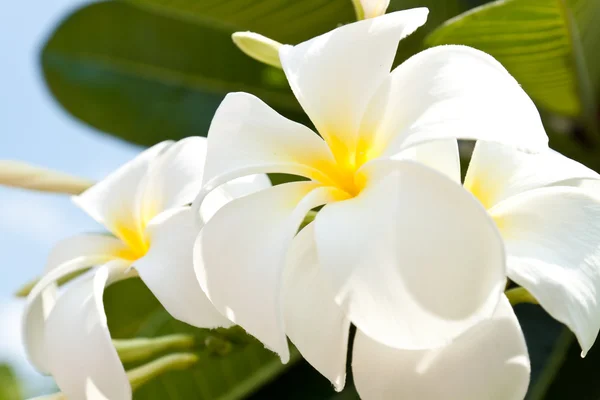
42 0 478 146
426 0 600 136
103 278 298 400
42 1 304 147
118 0 354 44
0 364 22 400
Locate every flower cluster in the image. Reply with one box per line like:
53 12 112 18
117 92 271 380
23 5 600 400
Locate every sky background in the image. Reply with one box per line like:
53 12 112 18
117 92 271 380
0 0 142 395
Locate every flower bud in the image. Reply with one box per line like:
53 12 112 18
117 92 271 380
352 0 390 19
232 32 283 69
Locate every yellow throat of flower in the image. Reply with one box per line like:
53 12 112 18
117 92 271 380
316 132 381 198
114 222 150 261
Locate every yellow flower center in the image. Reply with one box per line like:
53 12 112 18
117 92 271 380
114 223 149 260
315 133 380 198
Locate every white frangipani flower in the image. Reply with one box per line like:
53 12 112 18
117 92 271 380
285 140 600 397
193 6 548 369
462 141 600 356
22 137 270 400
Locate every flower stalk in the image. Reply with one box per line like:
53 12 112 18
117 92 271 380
0 160 92 195
505 287 538 306
114 335 196 364
127 353 199 391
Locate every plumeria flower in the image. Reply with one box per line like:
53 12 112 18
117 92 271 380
192 5 547 374
463 141 600 356
22 138 270 400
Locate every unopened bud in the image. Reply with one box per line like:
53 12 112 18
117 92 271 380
232 32 283 69
352 0 390 20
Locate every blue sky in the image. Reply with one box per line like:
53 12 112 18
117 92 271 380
0 0 142 395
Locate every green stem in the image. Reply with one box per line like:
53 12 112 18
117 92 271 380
505 287 538 306
15 269 90 297
127 353 199 392
114 334 195 364
351 0 365 20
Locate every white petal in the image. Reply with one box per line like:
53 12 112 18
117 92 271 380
23 234 126 373
360 0 391 19
279 9 428 159
283 224 350 391
314 160 506 349
465 141 599 209
198 174 272 224
73 141 171 243
491 187 600 355
352 296 530 400
195 182 348 362
139 137 207 224
45 234 129 274
44 262 132 400
23 285 57 374
200 92 338 196
359 46 548 161
135 207 232 328
394 139 460 183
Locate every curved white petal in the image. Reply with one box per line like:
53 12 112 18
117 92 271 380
194 182 349 362
200 92 338 197
45 234 129 274
314 160 506 350
279 8 428 158
359 45 548 161
352 296 530 400
73 141 171 244
393 139 460 183
23 234 127 373
23 285 57 374
283 224 350 391
465 141 599 209
44 262 132 400
491 187 600 355
198 174 272 224
139 137 207 224
135 207 232 328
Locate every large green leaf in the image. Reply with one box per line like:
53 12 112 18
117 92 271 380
42 1 302 147
119 0 354 44
42 0 479 146
426 0 600 132
103 278 298 400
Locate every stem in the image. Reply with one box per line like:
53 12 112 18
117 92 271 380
15 268 90 297
114 334 195 364
127 353 199 392
0 160 93 195
505 287 538 306
351 0 365 20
